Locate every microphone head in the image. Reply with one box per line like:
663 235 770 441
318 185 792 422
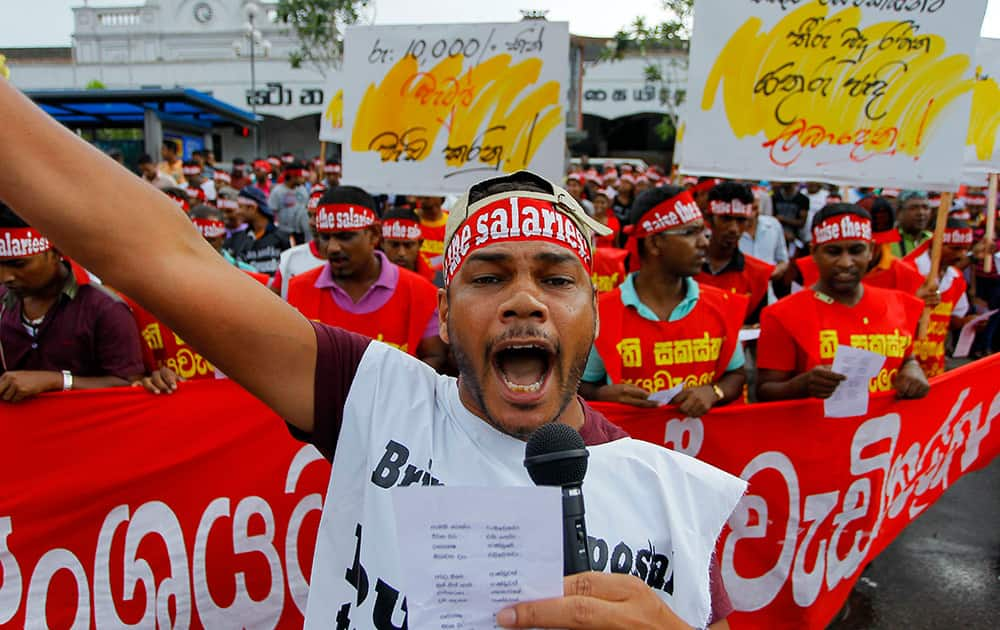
523 422 589 487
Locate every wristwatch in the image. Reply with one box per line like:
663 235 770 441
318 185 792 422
61 370 74 391
711 384 724 401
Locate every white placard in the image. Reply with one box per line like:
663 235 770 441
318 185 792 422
343 22 569 195
318 73 345 143
683 0 988 190
392 486 563 630
963 38 1000 184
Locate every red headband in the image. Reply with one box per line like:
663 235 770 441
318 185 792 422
315 203 378 232
217 198 239 210
709 199 753 217
630 191 703 238
324 164 342 174
382 218 423 241
192 218 227 239
182 165 202 175
943 228 974 246
0 228 52 259
167 194 190 212
285 168 306 179
812 214 873 245
214 171 231 183
444 196 592 283
268 158 282 166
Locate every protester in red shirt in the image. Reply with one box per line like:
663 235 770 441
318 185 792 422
379 205 438 284
0 203 144 401
757 204 930 401
695 181 774 325
287 186 448 371
592 188 620 248
580 185 747 417
416 195 448 271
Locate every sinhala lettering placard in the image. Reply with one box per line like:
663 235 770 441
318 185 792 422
342 22 568 195
683 0 988 190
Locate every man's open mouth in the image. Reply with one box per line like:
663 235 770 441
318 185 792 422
491 341 555 395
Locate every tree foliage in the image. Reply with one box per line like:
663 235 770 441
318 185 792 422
605 0 694 141
275 0 371 75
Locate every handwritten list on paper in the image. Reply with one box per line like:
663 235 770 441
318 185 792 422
392 486 563 629
825 345 886 418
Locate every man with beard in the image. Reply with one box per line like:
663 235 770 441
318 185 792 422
0 203 144 402
379 205 437 284
757 204 930 401
694 182 774 325
579 185 747 417
287 187 448 371
0 75 745 629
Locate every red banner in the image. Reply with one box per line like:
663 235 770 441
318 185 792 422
0 381 331 629
2 356 998 629
593 354 1000 629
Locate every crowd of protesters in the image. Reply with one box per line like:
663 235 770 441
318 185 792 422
1 143 997 405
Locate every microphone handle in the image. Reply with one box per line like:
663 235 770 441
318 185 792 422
562 485 592 575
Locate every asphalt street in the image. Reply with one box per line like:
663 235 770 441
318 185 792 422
828 454 1000 629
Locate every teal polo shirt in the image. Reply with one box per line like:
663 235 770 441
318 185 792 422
583 273 745 384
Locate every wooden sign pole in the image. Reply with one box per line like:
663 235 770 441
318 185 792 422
984 173 997 274
917 191 953 339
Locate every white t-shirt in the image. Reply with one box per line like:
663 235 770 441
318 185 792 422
273 242 325 298
304 342 747 629
915 253 970 317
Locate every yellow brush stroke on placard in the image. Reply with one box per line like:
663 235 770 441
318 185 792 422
0 54 9 80
702 3 974 163
351 53 561 172
967 67 1000 161
324 88 343 129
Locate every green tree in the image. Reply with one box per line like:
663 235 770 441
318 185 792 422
85 79 107 90
275 0 371 75
606 0 693 142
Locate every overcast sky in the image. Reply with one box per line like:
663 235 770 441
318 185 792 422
1 0 999 46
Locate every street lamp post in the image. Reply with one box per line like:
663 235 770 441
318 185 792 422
233 2 271 157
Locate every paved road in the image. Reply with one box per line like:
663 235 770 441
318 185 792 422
829 455 1000 629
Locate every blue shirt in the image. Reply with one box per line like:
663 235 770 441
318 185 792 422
583 273 745 384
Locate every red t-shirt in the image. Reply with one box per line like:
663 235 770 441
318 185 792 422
595 214 621 249
758 286 924 393
695 253 774 325
796 255 924 296
295 322 733 623
419 212 448 270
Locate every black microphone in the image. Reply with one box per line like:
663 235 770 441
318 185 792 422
524 422 592 576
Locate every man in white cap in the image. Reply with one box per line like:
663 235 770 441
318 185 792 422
0 78 744 630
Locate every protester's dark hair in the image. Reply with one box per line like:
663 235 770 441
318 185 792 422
189 204 222 221
467 171 551 206
0 201 29 228
217 186 238 200
182 159 200 169
232 157 246 166
162 187 191 204
318 185 377 215
708 181 753 205
857 196 895 234
285 161 306 172
137 154 154 166
382 205 421 223
191 149 204 159
162 139 179 153
810 203 872 232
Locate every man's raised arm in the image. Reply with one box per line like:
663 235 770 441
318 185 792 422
0 80 317 432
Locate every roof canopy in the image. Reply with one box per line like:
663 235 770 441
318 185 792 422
25 88 258 130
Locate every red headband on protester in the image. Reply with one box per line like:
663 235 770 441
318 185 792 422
191 218 227 239
382 218 423 241
444 196 592 283
0 228 52 259
284 168 306 179
942 228 975 246
214 171 231 184
315 203 378 233
709 199 753 217
182 165 202 176
217 198 239 210
268 158 282 167
812 214 873 245
166 194 190 213
622 190 703 271
324 164 342 174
